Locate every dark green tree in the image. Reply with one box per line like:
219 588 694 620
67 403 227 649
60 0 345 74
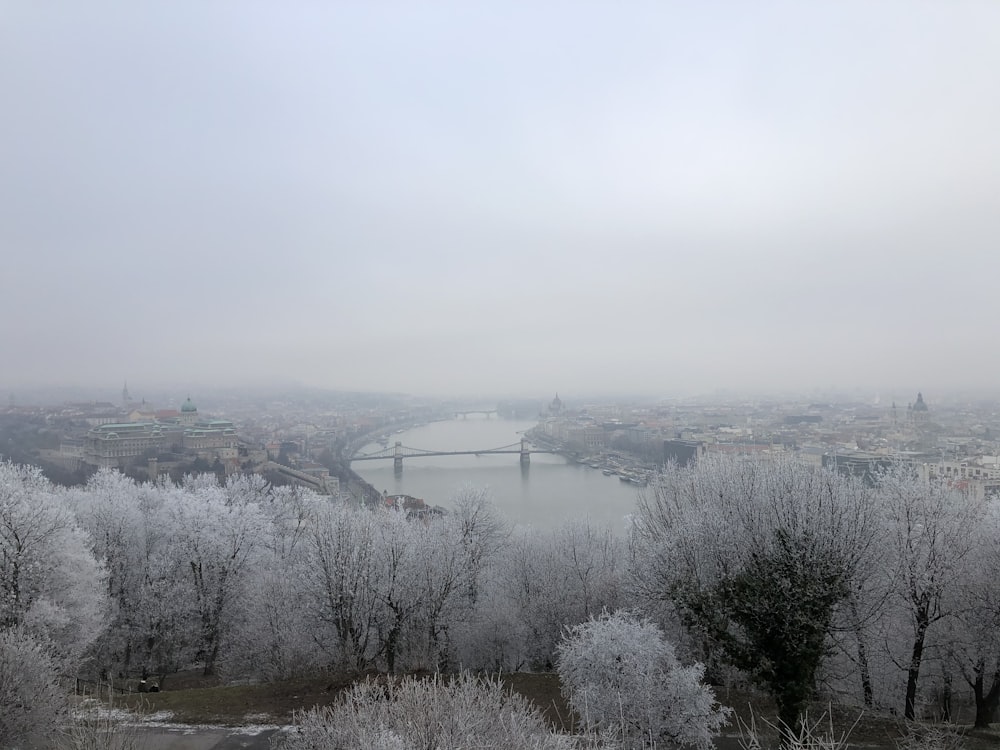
634 455 882 743
676 529 849 737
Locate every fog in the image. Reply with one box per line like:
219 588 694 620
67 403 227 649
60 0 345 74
3 2 999 399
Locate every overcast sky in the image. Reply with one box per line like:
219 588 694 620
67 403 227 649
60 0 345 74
3 2 999 401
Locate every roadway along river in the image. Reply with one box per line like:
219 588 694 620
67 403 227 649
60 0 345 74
353 416 643 530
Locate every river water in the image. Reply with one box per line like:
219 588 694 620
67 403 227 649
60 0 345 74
353 416 642 531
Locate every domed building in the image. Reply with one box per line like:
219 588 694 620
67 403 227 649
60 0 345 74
179 396 199 426
82 393 238 473
908 392 930 426
548 393 563 415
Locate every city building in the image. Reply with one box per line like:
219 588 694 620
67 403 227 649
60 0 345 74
81 397 239 471
662 439 705 467
908 392 930 426
822 452 896 485
83 422 175 468
178 397 200 426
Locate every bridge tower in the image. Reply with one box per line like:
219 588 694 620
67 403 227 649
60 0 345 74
393 441 404 473
520 437 530 465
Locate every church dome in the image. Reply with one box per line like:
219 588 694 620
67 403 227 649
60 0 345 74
913 392 928 412
181 397 197 413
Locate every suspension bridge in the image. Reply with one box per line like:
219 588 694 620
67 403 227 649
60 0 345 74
350 439 553 472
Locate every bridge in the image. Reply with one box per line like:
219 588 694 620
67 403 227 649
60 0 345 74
351 439 553 472
452 409 498 418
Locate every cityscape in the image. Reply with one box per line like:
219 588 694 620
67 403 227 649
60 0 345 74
5 384 1000 507
4 1 1000 747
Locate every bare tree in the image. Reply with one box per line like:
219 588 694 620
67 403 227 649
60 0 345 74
371 510 421 673
449 487 507 606
489 519 627 672
876 467 982 719
164 478 267 675
302 502 384 673
218 485 325 681
934 489 1000 727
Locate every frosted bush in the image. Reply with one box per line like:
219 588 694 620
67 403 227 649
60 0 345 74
895 725 967 750
737 710 859 750
277 673 572 750
63 695 146 750
557 610 730 749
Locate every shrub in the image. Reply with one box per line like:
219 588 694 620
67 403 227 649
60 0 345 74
556 610 730 749
63 694 146 750
278 673 572 750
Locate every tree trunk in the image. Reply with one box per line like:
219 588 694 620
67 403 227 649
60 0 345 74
385 624 399 674
905 613 929 720
776 698 803 747
849 599 874 708
941 670 951 722
857 630 874 708
203 638 220 676
201 608 220 676
973 663 1000 729
123 635 133 676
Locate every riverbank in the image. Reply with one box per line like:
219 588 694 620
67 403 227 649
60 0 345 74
524 428 655 487
336 420 441 506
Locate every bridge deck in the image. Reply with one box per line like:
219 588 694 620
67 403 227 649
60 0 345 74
351 445 554 461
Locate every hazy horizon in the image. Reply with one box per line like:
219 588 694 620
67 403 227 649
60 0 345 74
5 380 996 415
4 3 999 399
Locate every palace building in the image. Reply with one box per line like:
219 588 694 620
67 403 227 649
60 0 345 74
81 397 238 470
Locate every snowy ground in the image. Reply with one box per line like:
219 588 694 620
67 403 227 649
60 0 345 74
73 703 291 749
138 724 286 750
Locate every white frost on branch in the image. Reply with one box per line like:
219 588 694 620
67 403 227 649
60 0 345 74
557 609 730 749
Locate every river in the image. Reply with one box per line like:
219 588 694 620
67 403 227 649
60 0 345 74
353 416 643 531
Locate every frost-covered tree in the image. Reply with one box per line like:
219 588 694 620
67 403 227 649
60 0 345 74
216 487 513 676
222 564 320 681
406 516 466 671
370 509 421 673
557 610 729 749
0 461 106 666
876 467 982 719
278 673 572 750
428 490 508 670
222 472 272 508
164 476 268 675
492 520 627 671
219 484 325 681
134 499 196 680
551 521 626 620
258 483 319 561
0 625 66 749
935 491 1000 727
69 469 149 675
302 502 385 672
632 455 881 738
71 471 230 680
0 465 90 745
448 487 507 606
